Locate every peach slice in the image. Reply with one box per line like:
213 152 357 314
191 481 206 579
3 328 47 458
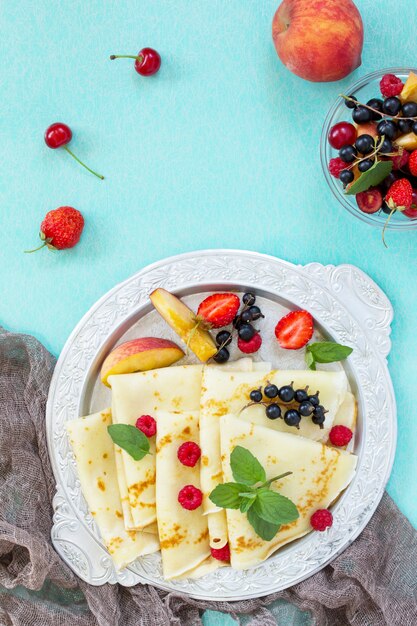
101 337 184 386
355 121 378 138
150 288 217 362
395 132 417 151
400 71 417 103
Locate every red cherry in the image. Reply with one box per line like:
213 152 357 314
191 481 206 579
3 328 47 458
110 47 161 76
44 123 104 180
403 189 417 218
44 122 72 149
328 122 357 150
355 188 382 214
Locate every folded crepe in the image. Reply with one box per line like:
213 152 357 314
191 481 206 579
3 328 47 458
66 409 160 569
219 414 357 570
109 359 263 531
155 409 222 579
199 368 352 549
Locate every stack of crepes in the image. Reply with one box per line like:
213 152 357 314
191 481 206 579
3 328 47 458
67 358 358 580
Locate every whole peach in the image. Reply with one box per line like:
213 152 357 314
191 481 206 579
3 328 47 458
272 0 363 82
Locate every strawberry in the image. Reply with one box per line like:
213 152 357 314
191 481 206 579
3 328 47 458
385 178 413 212
26 206 84 252
197 293 240 328
274 310 314 350
408 150 417 176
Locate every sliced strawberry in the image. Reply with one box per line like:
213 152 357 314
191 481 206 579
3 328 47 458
197 293 240 328
274 310 314 350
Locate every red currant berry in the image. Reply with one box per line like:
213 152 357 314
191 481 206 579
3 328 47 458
328 122 357 150
110 48 161 76
44 122 72 149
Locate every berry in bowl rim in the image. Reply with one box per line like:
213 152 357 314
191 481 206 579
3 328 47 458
320 67 417 231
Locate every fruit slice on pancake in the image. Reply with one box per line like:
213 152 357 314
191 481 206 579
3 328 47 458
66 409 159 569
218 414 357 570
155 410 222 579
110 359 260 530
199 368 351 548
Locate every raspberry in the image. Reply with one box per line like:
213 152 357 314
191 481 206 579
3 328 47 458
380 74 403 98
211 543 231 562
408 150 417 176
310 509 333 531
328 157 348 179
178 485 203 510
177 441 201 467
391 149 409 171
135 415 156 437
329 425 353 447
237 332 262 354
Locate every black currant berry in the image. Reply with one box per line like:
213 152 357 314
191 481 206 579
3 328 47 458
284 409 301 428
248 305 263 320
264 384 279 399
377 119 397 139
299 401 315 416
266 403 281 420
213 347 230 363
339 144 358 163
278 385 295 403
294 388 308 403
238 323 255 341
339 170 354 186
366 98 383 120
352 106 372 124
382 97 402 116
358 158 374 172
355 134 374 155
216 330 232 347
250 388 263 403
402 101 417 117
242 292 256 306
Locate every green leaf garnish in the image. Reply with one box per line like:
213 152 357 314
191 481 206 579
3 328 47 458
306 341 353 370
230 445 266 486
247 507 281 541
252 489 299 525
345 159 392 195
209 446 297 541
209 482 250 509
107 424 150 461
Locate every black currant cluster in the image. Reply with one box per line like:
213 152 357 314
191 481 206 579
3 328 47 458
339 95 417 188
213 292 264 363
247 383 327 429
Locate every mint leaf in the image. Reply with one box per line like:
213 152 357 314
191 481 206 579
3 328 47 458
230 446 266 486
209 482 248 509
253 489 299 525
345 160 392 195
305 350 316 370
240 496 256 513
107 424 150 461
306 342 353 367
247 507 280 541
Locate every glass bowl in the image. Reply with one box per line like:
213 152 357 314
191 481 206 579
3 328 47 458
321 67 417 230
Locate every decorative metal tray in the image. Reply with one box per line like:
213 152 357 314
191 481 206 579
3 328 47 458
46 250 396 600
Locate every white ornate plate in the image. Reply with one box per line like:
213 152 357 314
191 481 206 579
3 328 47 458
46 250 396 600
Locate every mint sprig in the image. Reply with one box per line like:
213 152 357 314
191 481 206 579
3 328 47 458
306 341 353 371
209 446 298 541
107 424 150 461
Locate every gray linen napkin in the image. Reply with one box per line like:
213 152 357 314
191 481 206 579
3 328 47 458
1 328 416 626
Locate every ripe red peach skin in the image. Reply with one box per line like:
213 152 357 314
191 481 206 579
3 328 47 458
272 0 363 82
101 337 184 386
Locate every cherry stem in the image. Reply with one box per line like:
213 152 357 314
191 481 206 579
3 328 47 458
24 242 47 254
110 54 143 63
63 146 104 180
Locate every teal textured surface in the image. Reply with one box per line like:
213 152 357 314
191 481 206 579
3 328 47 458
1 1 416 623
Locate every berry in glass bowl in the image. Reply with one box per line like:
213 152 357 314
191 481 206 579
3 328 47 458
321 68 417 240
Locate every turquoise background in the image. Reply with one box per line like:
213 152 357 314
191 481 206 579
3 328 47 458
1 1 416 623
